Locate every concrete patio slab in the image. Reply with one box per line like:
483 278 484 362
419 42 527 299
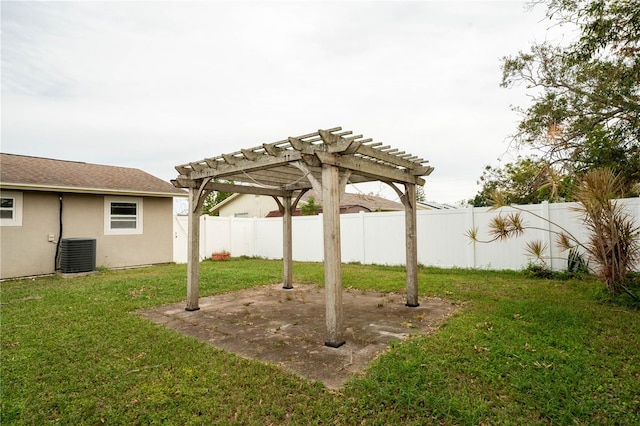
139 283 456 388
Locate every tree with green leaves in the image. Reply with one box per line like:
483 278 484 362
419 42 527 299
469 156 573 206
416 186 426 203
473 0 640 204
300 196 321 216
201 180 235 216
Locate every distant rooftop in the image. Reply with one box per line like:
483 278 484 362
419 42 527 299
301 190 406 212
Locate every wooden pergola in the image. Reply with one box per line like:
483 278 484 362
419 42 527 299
172 127 433 348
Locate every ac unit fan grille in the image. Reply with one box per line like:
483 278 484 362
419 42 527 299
60 238 96 273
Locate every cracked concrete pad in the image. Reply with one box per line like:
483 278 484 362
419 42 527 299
139 283 456 388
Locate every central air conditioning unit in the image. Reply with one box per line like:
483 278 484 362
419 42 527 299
60 238 96 273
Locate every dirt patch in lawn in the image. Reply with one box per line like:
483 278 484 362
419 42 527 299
139 283 457 389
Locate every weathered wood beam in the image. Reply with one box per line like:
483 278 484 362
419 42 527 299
185 182 212 311
322 163 345 348
350 137 372 144
262 143 283 156
283 181 316 191
280 194 294 289
296 127 340 140
342 140 362 155
186 187 200 311
188 150 304 180
403 182 419 307
417 165 435 176
301 153 322 167
292 161 323 199
274 187 308 290
356 144 431 172
288 137 316 154
203 181 288 197
241 149 262 161
175 165 191 175
222 154 238 165
249 168 307 184
173 177 198 188
319 129 342 145
204 158 219 168
190 162 206 172
272 195 285 214
314 151 426 185
382 180 419 306
292 188 310 209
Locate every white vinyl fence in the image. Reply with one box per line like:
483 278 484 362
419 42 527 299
173 198 640 271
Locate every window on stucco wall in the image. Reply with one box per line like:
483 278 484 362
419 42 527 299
104 196 143 235
0 191 23 226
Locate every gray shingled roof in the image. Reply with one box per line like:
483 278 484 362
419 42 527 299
301 190 405 212
0 153 186 197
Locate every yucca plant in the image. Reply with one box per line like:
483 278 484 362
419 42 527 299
467 168 640 297
571 169 640 296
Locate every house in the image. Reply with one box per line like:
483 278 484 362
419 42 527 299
0 153 186 279
210 190 425 218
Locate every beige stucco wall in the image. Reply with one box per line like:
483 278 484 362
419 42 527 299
0 191 59 278
0 191 175 279
217 194 279 218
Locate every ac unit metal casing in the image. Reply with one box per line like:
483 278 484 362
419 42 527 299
60 238 96 273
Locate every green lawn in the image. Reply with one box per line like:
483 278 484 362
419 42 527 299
2 259 639 424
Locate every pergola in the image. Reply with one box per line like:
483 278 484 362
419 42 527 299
172 127 433 348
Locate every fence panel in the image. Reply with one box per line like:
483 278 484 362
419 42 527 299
472 204 546 270
292 215 323 261
361 211 405 265
417 208 471 268
254 218 283 259
173 215 188 263
174 198 640 271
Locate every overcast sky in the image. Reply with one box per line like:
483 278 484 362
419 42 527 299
1 1 572 205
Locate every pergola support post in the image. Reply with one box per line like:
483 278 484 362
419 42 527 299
384 181 420 307
404 183 419 307
273 189 308 290
322 163 345 348
282 194 293 289
185 181 212 311
186 186 202 311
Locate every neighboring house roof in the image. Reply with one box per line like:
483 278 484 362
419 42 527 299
419 201 458 210
299 190 407 212
0 153 186 197
210 192 242 213
210 190 421 217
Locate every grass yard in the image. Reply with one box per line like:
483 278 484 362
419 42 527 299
1 259 639 425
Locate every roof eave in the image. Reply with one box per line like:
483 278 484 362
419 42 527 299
0 182 188 198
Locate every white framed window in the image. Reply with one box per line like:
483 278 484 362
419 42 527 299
104 197 143 235
0 191 23 227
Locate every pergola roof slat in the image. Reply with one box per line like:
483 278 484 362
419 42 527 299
174 127 432 190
